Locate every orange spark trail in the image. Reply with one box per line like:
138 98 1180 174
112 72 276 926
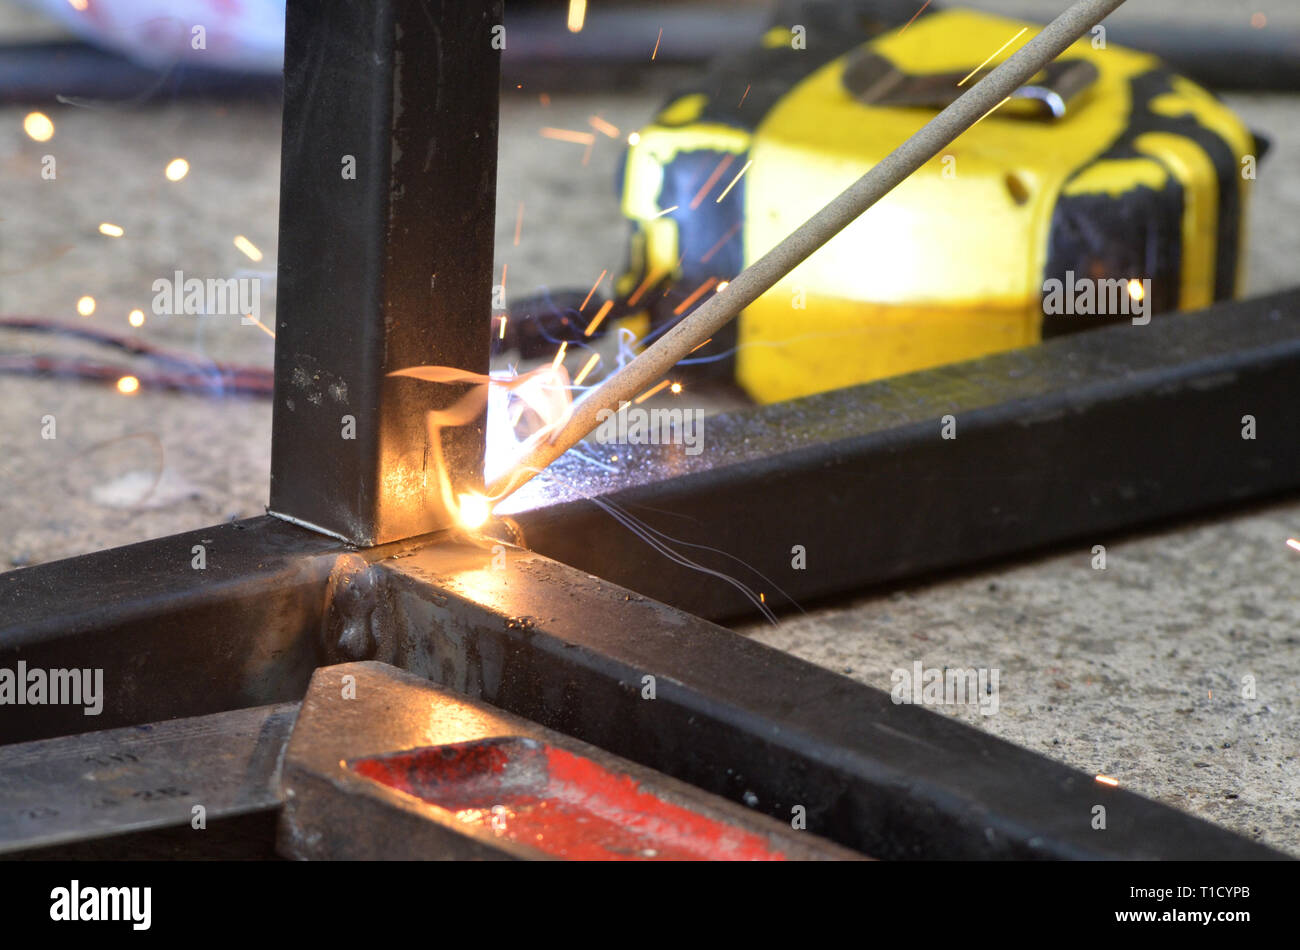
579 270 608 311
588 115 620 138
246 315 276 339
700 221 743 264
573 352 601 386
627 269 664 307
540 127 595 145
673 277 719 316
689 154 735 209
899 0 931 34
634 379 672 404
584 300 614 336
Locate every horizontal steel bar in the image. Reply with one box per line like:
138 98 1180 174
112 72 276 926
0 703 295 854
368 540 1281 860
0 517 343 744
502 289 1300 619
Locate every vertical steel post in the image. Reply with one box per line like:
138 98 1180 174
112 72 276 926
270 0 502 545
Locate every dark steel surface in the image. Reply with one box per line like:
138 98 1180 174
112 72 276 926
279 662 857 860
0 517 341 744
502 289 1300 620
0 519 1286 858
269 0 501 545
369 540 1282 860
0 703 295 854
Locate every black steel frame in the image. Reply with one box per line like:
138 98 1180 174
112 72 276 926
0 0 1293 860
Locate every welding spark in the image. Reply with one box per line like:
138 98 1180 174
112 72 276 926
457 493 492 530
246 314 276 339
165 158 189 181
673 277 719 316
566 0 586 33
716 281 730 292
67 0 88 10
498 315 508 340
627 132 641 146
513 202 524 246
700 221 743 265
969 96 1012 129
1127 278 1145 301
128 309 145 327
715 160 753 204
958 27 1030 87
651 28 663 61
98 222 124 238
627 269 662 307
392 363 575 515
738 84 751 108
76 296 95 317
1287 538 1300 553
552 341 568 370
900 0 932 33
1095 774 1119 787
670 382 683 394
652 205 679 219
233 235 263 262
1251 13 1267 29
579 270 608 311
23 112 54 142
690 155 735 210
589 115 620 139
540 127 595 146
116 375 139 395
584 300 614 336
634 379 672 404
573 352 601 386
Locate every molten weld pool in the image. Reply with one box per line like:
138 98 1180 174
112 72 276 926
349 736 786 861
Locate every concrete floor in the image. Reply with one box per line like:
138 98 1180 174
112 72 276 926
0 0 1297 854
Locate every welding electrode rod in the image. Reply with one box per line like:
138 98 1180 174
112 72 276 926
487 0 1128 501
